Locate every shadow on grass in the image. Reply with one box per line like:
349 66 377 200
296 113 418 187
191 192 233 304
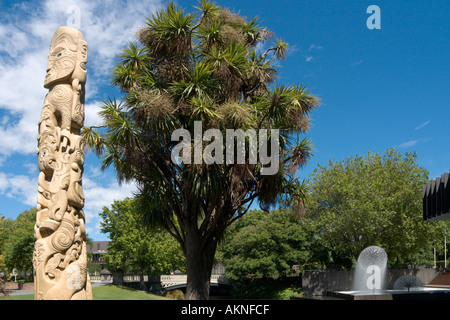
0 284 169 300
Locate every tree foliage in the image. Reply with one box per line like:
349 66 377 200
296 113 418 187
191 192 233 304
0 214 6 276
1 209 36 280
99 198 185 284
305 149 438 268
221 208 311 281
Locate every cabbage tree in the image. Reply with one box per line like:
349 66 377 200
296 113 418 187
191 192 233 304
83 1 319 299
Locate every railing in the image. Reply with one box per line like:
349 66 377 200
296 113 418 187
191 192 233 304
88 273 226 287
90 275 102 282
124 274 147 282
160 274 224 288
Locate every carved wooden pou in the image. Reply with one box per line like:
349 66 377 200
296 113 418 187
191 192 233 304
33 26 92 300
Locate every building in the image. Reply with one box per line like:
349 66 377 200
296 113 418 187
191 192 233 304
423 172 450 221
87 241 109 269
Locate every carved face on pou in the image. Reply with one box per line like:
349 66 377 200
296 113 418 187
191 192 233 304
44 26 88 89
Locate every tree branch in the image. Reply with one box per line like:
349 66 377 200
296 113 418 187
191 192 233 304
132 135 184 217
227 192 257 226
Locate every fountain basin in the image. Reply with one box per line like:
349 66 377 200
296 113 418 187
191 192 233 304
332 287 450 300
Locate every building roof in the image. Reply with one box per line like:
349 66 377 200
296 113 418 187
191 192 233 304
100 269 112 275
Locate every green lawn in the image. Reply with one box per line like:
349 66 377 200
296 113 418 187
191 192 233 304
92 285 169 300
0 285 170 300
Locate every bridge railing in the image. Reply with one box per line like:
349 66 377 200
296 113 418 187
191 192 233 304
90 275 102 282
89 273 226 287
160 274 225 288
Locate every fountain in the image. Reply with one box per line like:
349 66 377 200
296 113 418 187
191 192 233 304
332 246 450 300
393 275 423 292
353 246 388 292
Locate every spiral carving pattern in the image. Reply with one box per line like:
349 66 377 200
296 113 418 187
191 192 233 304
51 217 75 252
48 84 72 106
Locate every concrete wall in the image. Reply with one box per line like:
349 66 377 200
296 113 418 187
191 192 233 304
302 268 445 296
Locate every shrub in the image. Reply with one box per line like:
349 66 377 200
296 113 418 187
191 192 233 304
165 289 185 300
274 286 304 300
230 278 303 299
0 279 11 297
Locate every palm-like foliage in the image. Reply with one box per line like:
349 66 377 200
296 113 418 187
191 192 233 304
82 1 320 300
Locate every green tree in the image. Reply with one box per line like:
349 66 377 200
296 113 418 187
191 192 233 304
221 208 311 281
0 214 6 277
0 215 15 280
305 149 435 269
83 1 319 299
4 209 36 280
99 198 185 290
426 221 450 268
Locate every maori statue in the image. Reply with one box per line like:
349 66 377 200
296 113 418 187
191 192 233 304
33 26 91 300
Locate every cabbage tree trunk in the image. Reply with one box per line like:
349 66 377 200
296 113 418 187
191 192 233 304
184 223 218 300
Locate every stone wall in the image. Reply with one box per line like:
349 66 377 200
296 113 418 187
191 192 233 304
4 282 34 290
302 268 444 296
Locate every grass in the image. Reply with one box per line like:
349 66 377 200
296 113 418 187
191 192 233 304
92 285 169 300
0 284 170 300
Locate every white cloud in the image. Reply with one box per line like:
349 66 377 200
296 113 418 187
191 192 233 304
84 101 103 127
397 140 419 149
415 120 430 130
308 44 322 51
86 164 103 178
302 44 323 63
285 44 299 58
23 162 38 174
0 172 37 206
0 172 135 242
82 175 137 236
0 166 136 236
0 0 161 237
351 59 363 66
0 172 10 192
0 0 162 158
83 178 136 217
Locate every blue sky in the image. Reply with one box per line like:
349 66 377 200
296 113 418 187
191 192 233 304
0 0 448 240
